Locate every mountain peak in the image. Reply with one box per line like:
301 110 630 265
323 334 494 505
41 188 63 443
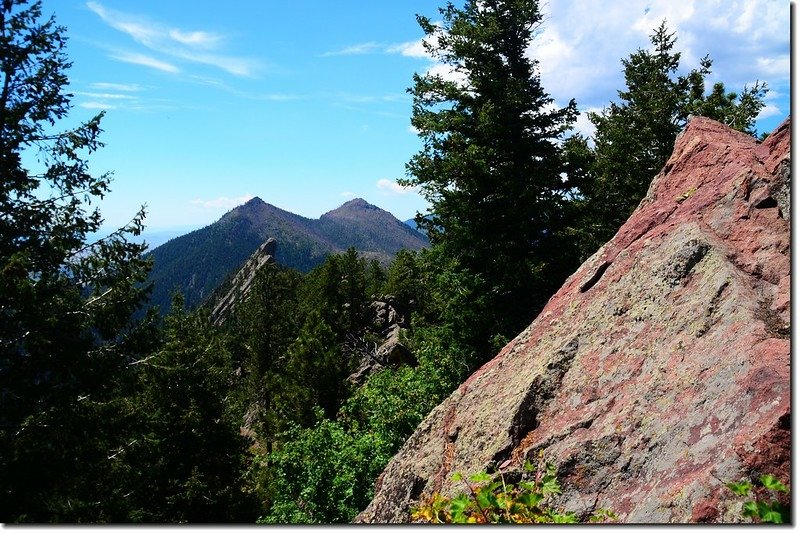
244 196 265 206
323 198 385 219
339 197 377 210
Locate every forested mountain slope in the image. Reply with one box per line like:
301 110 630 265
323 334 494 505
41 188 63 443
146 197 428 312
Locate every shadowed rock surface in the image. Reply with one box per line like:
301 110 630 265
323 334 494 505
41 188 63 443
356 117 790 523
347 298 415 386
211 238 277 325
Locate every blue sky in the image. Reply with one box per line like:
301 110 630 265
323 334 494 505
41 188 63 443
47 0 790 234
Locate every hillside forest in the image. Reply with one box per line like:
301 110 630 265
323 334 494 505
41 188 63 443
0 0 770 523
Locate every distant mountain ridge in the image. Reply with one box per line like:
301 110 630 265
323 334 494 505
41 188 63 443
145 197 428 312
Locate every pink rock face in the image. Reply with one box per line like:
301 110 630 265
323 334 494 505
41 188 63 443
356 117 790 523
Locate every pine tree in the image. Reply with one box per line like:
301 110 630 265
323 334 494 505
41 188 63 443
0 0 150 521
576 22 767 257
401 0 578 348
226 262 303 447
123 297 259 523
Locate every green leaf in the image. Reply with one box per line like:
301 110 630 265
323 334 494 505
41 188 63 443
550 510 578 523
450 494 469 515
469 471 492 484
541 476 562 495
742 501 759 518
727 480 753 497
451 472 463 482
759 474 789 493
517 491 543 508
759 508 785 524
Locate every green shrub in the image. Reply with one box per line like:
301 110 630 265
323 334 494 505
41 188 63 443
727 474 790 524
257 410 386 524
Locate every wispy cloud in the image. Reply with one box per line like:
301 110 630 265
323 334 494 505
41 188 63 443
322 41 385 57
75 91 137 100
168 29 220 48
340 191 356 198
80 101 118 110
111 51 180 73
188 75 303 102
90 82 143 92
87 1 259 77
190 194 254 209
376 178 416 196
755 56 790 78
324 35 434 59
76 82 177 113
756 104 781 120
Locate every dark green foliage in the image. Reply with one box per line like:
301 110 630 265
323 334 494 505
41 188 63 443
383 248 420 315
402 0 581 352
300 248 372 337
225 262 303 444
220 250 393 523
0 0 151 522
284 311 346 420
574 22 767 258
120 297 259 523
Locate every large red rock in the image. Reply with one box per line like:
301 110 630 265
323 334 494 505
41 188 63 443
356 117 790 523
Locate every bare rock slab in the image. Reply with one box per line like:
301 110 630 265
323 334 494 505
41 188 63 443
356 117 790 523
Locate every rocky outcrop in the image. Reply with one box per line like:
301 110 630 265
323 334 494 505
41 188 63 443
211 238 277 325
347 297 415 386
356 117 790 523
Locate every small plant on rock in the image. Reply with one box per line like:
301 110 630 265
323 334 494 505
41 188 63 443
411 460 616 524
727 474 790 524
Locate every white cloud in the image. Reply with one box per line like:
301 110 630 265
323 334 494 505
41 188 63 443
426 62 468 86
87 1 258 77
90 82 143 92
632 2 696 35
522 0 789 127
530 27 573 75
756 56 790 78
340 191 356 198
190 194 254 209
386 39 429 58
169 29 220 48
376 178 416 196
572 107 604 140
80 101 118 110
322 42 384 57
174 51 258 77
111 52 179 73
75 91 137 100
756 103 781 120
325 33 435 59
